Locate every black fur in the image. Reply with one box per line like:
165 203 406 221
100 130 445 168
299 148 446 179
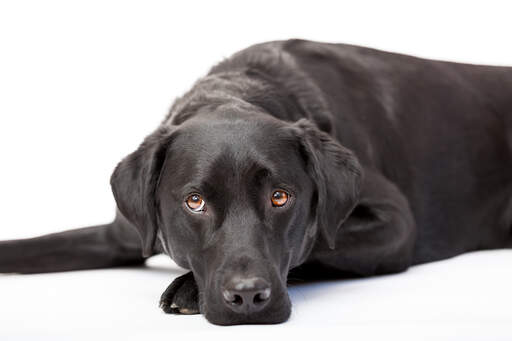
1 39 511 325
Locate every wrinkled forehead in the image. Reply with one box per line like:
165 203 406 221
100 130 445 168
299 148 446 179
162 117 304 192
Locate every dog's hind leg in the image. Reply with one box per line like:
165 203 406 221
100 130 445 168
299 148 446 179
0 211 147 274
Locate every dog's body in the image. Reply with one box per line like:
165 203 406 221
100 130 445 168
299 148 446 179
1 39 511 325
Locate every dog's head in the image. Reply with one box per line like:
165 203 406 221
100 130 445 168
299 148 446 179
110 104 362 325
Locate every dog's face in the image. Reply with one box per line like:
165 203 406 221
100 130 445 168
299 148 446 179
111 104 362 325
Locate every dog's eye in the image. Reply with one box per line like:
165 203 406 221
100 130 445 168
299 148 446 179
271 190 289 207
185 194 206 213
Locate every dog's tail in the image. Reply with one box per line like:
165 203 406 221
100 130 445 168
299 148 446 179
0 212 146 274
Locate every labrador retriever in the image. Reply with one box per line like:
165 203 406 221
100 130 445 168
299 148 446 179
1 39 511 325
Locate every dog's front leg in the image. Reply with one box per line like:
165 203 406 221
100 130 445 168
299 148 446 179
159 271 200 315
306 169 417 276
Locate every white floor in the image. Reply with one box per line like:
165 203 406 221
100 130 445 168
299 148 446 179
1 250 511 341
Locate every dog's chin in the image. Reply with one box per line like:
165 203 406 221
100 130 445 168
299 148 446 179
203 293 292 326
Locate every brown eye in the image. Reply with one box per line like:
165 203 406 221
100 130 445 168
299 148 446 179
185 194 206 213
271 190 289 207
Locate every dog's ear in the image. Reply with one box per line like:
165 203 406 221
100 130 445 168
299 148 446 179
110 126 175 257
292 119 363 249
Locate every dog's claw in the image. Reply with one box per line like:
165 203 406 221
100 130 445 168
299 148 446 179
159 271 200 315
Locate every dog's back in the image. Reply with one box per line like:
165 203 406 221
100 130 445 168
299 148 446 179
219 39 512 263
289 40 512 262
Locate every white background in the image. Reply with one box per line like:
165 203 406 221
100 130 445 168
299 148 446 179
0 1 511 340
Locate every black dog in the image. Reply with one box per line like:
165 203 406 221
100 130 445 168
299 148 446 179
1 39 511 325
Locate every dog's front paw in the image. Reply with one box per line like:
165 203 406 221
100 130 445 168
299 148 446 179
159 271 199 315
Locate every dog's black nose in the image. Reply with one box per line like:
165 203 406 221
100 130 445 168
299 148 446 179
222 277 271 313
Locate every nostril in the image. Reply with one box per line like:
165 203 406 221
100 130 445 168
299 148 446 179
232 294 243 306
253 288 271 305
223 290 245 306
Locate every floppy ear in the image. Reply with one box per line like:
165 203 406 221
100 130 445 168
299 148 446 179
293 119 363 249
110 126 175 257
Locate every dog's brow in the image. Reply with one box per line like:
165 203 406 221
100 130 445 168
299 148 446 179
181 182 216 197
254 168 271 182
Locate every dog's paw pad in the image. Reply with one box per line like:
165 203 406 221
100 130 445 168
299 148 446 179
159 297 199 315
177 307 199 315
